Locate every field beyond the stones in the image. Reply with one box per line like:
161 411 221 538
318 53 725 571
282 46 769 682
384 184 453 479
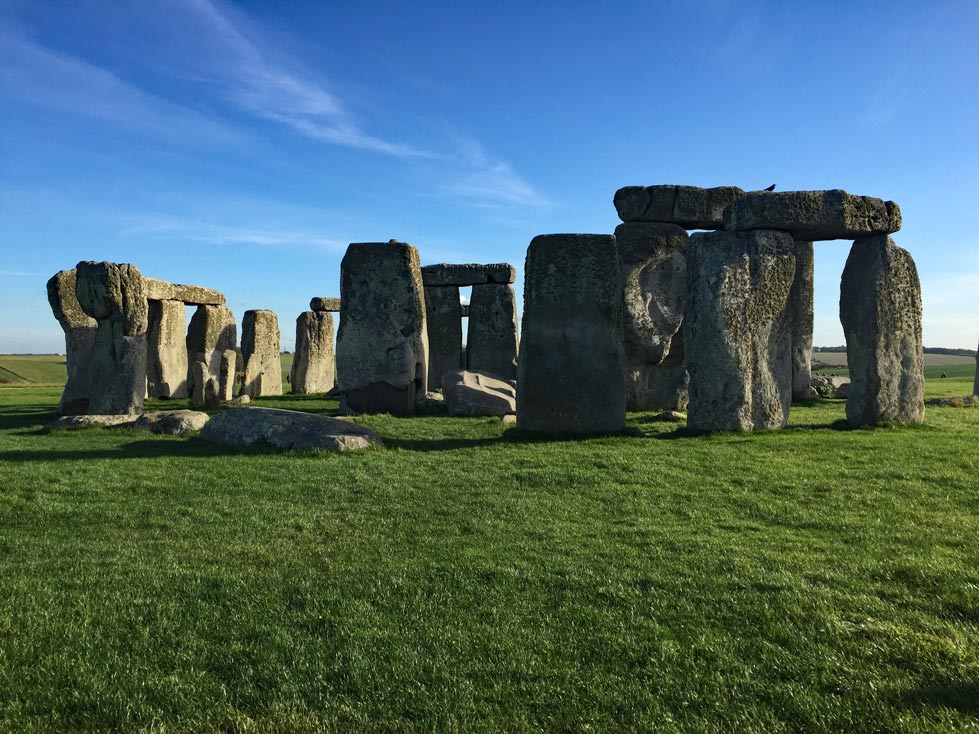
1 376 978 733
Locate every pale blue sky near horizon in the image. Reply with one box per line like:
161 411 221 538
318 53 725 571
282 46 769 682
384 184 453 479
1 0 977 353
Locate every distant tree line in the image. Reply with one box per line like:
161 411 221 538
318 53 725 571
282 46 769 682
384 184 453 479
814 346 976 357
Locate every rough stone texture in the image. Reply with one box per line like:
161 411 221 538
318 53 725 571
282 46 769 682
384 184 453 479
229 393 251 405
50 414 138 429
424 286 463 390
186 305 237 396
291 311 336 394
840 235 924 426
467 283 518 382
724 190 902 241
442 369 516 416
135 410 210 435
219 349 236 401
975 341 979 397
191 361 209 409
460 303 470 318
421 263 516 287
789 241 815 401
47 269 97 416
615 221 689 411
200 407 382 452
241 309 283 398
309 297 341 312
336 241 428 415
146 299 188 398
75 261 148 415
811 374 849 398
614 185 745 229
685 230 796 432
516 234 626 433
143 278 224 305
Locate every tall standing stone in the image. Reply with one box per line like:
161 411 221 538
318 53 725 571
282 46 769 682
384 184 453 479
241 309 283 398
789 241 815 401
424 285 463 390
467 283 518 381
74 261 149 415
840 235 924 426
516 234 625 433
219 349 236 401
291 311 336 394
685 230 796 432
186 305 237 396
615 221 689 411
336 241 428 415
147 299 188 398
46 269 97 416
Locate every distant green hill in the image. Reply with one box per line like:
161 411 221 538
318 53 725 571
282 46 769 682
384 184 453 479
0 355 67 386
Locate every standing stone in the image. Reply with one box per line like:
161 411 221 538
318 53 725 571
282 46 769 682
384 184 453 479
219 349 236 401
241 309 283 398
186 305 237 396
615 221 689 411
516 234 625 433
147 299 188 398
191 361 209 409
291 311 336 394
840 235 924 426
467 283 518 382
46 269 97 416
685 230 796 432
336 241 428 415
790 241 815 401
74 261 148 415
424 286 463 390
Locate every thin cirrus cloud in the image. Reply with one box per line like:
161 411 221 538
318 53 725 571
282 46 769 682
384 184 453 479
118 216 347 254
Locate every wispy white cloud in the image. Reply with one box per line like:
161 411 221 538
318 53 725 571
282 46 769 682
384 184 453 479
0 270 43 277
436 140 549 208
118 216 346 253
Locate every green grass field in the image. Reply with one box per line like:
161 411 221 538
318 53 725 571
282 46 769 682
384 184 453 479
0 355 69 386
813 352 977 380
0 373 978 733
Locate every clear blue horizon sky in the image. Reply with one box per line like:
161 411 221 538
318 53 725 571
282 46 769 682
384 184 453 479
2 0 977 353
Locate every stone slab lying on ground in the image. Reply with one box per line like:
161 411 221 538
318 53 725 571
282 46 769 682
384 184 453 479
810 374 849 398
51 414 139 429
441 370 516 416
135 410 210 435
724 190 902 241
143 278 225 305
421 263 516 287
199 407 382 452
613 185 745 229
309 297 341 312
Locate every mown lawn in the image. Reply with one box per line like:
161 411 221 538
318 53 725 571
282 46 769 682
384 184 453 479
0 383 977 733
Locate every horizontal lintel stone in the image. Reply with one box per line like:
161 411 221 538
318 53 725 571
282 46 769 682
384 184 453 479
144 277 225 305
421 263 516 286
310 297 341 312
614 185 745 229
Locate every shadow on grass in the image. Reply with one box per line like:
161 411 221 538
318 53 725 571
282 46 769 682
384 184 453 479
0 437 294 462
904 678 979 715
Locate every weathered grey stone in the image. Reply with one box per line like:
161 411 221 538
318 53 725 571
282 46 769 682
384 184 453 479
467 283 518 382
241 309 282 398
810 374 849 398
424 286 463 390
685 230 796 431
135 410 210 435
840 235 924 426
336 241 428 415
51 414 138 429
442 369 516 416
309 297 341 312
291 311 335 394
229 393 250 405
75 261 148 415
790 241 814 401
191 361 209 409
421 263 516 287
200 407 382 452
186 305 236 397
143 278 224 305
460 303 470 318
47 269 97 416
615 222 689 411
146 299 188 398
516 234 625 433
975 341 979 397
219 349 236 401
614 185 745 229
724 190 902 241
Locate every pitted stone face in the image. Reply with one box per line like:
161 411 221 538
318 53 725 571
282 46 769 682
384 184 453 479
292 311 335 394
76 261 148 335
613 185 746 229
309 297 341 312
144 278 225 305
47 269 97 416
241 309 283 398
723 190 901 241
421 263 516 287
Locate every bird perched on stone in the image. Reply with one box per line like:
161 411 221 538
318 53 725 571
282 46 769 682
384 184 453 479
763 184 776 191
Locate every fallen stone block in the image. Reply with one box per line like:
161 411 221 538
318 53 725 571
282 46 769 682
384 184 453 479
200 407 382 452
442 370 516 416
51 414 139 429
135 410 210 435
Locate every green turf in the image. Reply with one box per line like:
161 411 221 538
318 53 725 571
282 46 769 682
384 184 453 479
0 355 68 386
0 382 977 733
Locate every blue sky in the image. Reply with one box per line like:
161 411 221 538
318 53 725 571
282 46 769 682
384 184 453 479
2 0 977 352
